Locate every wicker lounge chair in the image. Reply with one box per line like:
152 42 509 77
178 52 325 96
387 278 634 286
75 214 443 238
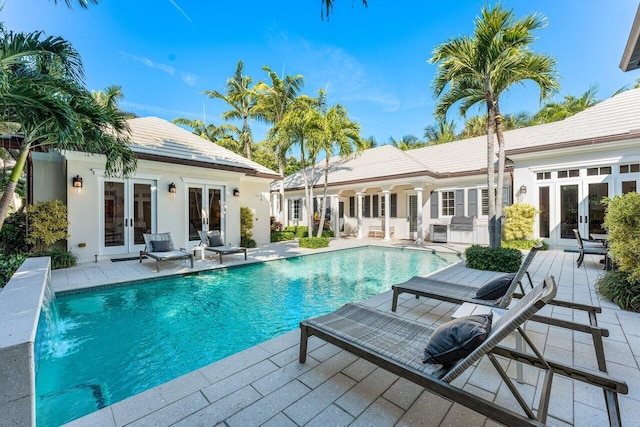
198 230 247 264
300 277 627 426
391 244 609 372
573 228 610 268
140 232 194 272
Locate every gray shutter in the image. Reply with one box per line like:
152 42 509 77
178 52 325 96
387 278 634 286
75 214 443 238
468 189 478 217
455 189 464 216
502 185 511 208
430 191 439 218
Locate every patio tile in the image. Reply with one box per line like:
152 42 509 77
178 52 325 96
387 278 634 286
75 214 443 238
201 359 279 403
127 392 208 427
257 330 299 356
305 404 354 427
261 413 297 427
283 372 355 425
334 367 398 417
308 342 343 362
602 339 636 368
396 390 452 427
573 401 609 427
350 397 404 427
268 345 303 368
172 385 261 426
382 377 424 410
252 357 320 396
157 370 210 403
439 402 487 427
341 358 377 382
110 386 167 426
63 407 115 427
298 350 359 389
198 346 271 384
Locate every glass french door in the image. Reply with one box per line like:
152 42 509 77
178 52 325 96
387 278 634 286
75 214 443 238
187 185 223 245
408 195 418 239
102 179 156 254
557 179 610 244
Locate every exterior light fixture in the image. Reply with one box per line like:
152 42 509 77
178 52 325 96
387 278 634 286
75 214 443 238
72 175 83 188
233 188 240 197
169 182 176 194
519 185 527 194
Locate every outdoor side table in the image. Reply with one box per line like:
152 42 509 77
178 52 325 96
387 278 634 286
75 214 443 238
192 246 206 261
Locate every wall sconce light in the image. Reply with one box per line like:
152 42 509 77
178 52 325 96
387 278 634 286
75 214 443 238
72 175 83 188
169 182 176 194
519 185 527 195
233 188 240 197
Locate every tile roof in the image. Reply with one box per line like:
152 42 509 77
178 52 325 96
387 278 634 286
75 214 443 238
126 117 279 178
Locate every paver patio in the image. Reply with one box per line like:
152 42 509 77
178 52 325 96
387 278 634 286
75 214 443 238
52 240 639 427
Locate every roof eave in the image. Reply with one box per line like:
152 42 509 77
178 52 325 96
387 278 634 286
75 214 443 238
620 4 640 71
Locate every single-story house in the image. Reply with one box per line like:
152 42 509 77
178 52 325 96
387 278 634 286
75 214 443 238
31 117 280 263
273 88 640 247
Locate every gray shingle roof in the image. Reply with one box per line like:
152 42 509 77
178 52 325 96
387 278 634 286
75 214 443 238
126 117 279 178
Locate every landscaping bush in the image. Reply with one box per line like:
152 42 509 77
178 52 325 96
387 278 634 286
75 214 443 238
603 193 640 283
270 216 283 232
27 200 69 253
504 203 537 241
240 236 257 248
240 207 256 248
270 231 295 242
465 245 523 273
31 247 78 269
501 239 547 251
596 270 640 312
283 226 334 239
299 237 330 249
0 208 30 254
0 253 27 287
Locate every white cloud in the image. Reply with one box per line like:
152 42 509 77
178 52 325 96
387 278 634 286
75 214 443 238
120 52 203 87
181 73 198 86
120 101 200 119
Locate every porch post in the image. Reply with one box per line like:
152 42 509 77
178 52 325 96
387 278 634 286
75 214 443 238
356 192 363 239
383 190 391 241
283 196 289 227
331 195 339 238
415 187 424 245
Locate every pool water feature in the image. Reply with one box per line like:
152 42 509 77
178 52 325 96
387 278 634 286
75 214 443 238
36 246 459 425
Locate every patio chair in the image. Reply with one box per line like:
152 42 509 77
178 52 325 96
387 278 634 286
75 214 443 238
573 229 609 268
300 276 627 426
391 244 610 372
198 230 247 264
140 232 194 272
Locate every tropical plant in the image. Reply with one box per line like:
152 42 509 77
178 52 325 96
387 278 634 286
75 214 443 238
321 0 367 19
430 4 559 248
299 237 330 249
240 206 255 246
92 85 138 119
389 134 426 151
205 61 258 159
0 209 29 254
465 245 523 273
424 119 457 144
172 117 242 154
26 200 69 253
362 136 377 149
503 203 538 241
603 193 640 283
596 270 640 312
0 23 136 231
532 85 599 124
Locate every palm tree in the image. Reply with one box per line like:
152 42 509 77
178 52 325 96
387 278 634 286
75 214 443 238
205 61 258 160
316 104 363 237
92 85 138 119
254 66 305 221
532 85 599 124
53 0 98 7
460 115 488 138
321 0 367 19
172 117 242 153
430 4 559 248
0 24 136 230
389 134 426 151
424 119 457 144
362 136 377 149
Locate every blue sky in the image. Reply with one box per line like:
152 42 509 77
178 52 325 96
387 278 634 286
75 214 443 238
3 0 640 144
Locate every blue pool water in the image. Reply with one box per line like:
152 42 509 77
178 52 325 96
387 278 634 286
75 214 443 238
35 246 459 426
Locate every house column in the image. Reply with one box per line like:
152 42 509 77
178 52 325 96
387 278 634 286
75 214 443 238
383 190 391 241
415 187 424 245
356 192 364 239
331 195 339 237
283 196 289 227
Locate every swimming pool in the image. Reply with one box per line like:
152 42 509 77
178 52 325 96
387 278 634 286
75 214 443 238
35 246 459 425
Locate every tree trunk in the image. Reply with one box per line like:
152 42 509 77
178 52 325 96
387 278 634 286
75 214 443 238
494 105 506 248
0 144 30 231
276 144 285 223
243 115 251 159
484 86 498 249
316 157 330 238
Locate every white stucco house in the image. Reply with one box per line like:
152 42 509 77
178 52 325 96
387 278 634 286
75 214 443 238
273 89 640 247
31 117 280 263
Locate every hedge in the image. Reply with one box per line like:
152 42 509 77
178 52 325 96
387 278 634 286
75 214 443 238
465 245 523 273
299 237 330 249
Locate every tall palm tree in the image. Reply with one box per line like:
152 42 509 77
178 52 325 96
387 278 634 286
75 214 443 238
254 66 305 221
92 85 138 119
0 24 136 230
205 61 258 159
316 104 363 237
362 136 377 149
532 85 599 124
172 117 242 153
424 119 457 144
53 0 98 8
430 4 559 248
321 0 367 19
389 134 426 151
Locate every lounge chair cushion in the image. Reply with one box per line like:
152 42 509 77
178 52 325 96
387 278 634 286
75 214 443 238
475 274 515 300
423 313 493 366
150 240 172 252
208 234 224 247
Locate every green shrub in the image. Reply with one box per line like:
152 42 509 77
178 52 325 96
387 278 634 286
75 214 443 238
465 245 523 273
604 193 640 283
270 216 283 232
0 253 27 287
240 207 255 242
299 237 330 249
27 200 69 252
320 229 334 238
284 226 309 238
240 236 257 248
501 239 548 251
504 203 537 240
270 231 295 242
596 270 640 312
0 209 30 254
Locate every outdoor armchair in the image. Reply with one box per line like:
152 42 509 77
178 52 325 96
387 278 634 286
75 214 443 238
573 228 610 268
140 232 194 272
198 230 247 264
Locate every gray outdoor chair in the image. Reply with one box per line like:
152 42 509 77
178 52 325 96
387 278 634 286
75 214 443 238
198 230 247 264
390 243 610 372
140 232 194 272
573 228 610 268
300 276 627 426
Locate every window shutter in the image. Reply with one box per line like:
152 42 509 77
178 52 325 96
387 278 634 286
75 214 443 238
430 191 439 218
390 194 397 217
468 189 478 217
455 190 464 216
502 185 511 208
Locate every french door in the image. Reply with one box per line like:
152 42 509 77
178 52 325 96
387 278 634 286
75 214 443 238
407 195 418 239
187 185 224 245
102 179 156 254
557 179 610 244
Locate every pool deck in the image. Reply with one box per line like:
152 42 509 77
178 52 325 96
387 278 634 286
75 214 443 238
54 239 640 427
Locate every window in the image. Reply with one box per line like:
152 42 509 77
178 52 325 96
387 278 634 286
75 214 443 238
536 172 551 180
372 195 379 217
441 191 455 216
539 186 550 238
390 194 397 217
587 166 612 176
290 199 301 220
349 196 355 217
481 189 489 216
622 181 637 194
363 195 371 217
381 195 385 216
620 163 640 174
557 169 579 178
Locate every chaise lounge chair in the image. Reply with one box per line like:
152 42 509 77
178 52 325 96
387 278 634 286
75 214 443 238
391 244 610 372
198 230 247 264
140 232 194 272
300 277 627 426
573 228 610 268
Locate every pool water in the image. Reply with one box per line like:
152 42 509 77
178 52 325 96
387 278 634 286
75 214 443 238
35 246 459 426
